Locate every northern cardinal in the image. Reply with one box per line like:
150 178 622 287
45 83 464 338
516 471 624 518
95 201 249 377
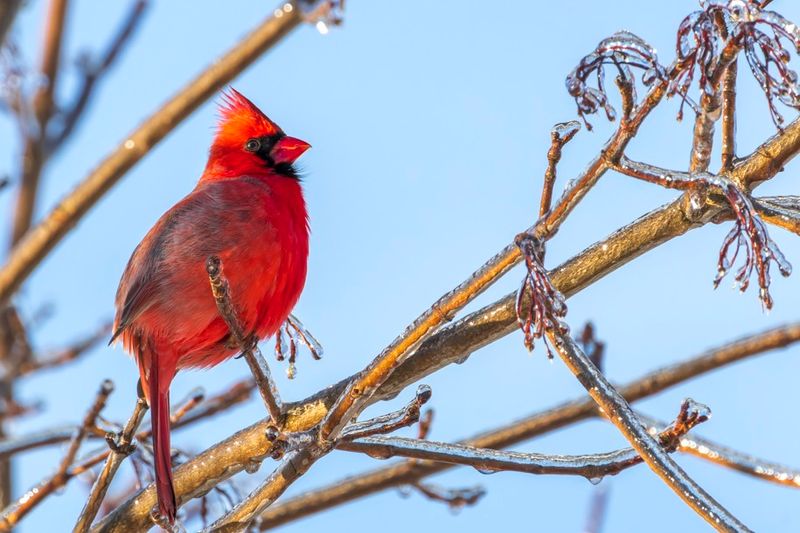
111 89 310 523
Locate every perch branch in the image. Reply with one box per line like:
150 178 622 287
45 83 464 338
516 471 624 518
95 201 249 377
206 256 282 424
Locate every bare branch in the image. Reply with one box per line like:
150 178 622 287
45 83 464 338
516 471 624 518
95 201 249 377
547 331 749 532
46 0 148 152
340 385 431 442
10 0 69 246
0 380 113 531
405 483 485 511
340 399 708 480
206 255 282 424
0 2 306 304
721 60 738 171
18 320 110 376
73 396 147 533
0 0 21 47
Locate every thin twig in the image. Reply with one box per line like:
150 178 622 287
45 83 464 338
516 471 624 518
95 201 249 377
257 323 800 530
0 0 22 47
721 60 738 171
406 483 485 510
73 396 147 533
340 385 431 441
18 321 111 376
583 485 610 533
10 0 69 246
206 255 283 424
0 1 305 304
46 0 148 152
539 121 581 217
340 399 708 479
0 381 113 531
548 331 750 532
639 414 800 490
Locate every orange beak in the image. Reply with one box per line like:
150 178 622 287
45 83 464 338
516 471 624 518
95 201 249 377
271 135 311 165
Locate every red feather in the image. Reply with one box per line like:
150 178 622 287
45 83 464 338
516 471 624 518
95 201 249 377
112 89 310 523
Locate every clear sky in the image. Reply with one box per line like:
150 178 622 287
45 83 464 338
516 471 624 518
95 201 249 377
2 1 800 532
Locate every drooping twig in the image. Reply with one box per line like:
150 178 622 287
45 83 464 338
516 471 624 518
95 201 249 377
0 1 308 304
0 380 114 531
405 483 485 511
73 395 147 533
613 157 791 309
340 398 708 480
256 322 800 530
579 322 605 371
547 330 750 532
206 255 282 424
274 314 323 379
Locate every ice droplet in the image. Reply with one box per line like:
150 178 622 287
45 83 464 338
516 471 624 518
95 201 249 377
244 459 262 474
316 20 330 35
474 467 499 475
587 476 603 485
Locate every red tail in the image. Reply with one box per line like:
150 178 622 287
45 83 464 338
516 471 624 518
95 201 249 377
149 366 176 524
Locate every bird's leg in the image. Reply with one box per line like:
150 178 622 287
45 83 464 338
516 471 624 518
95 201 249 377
612 157 792 310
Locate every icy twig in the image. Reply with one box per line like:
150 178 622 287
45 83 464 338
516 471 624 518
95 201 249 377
206 256 283 424
547 330 750 532
73 396 147 533
417 410 433 440
340 399 708 480
0 380 114 531
18 321 111 376
539 121 581 218
274 314 323 380
639 414 800 490
404 483 485 511
751 196 800 237
721 56 738 170
579 322 605 371
613 157 791 309
340 385 432 442
257 322 800 529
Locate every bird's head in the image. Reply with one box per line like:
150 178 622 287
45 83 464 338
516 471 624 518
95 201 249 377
204 88 310 179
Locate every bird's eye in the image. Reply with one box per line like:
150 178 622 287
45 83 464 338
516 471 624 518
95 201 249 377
245 138 261 152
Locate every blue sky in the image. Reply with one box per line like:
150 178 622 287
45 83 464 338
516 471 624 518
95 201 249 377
2 1 800 531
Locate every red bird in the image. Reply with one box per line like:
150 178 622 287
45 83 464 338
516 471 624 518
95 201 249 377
111 89 310 523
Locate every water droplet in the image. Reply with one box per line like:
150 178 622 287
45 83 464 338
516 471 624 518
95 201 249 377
474 467 498 475
587 476 603 485
244 459 262 474
316 20 329 35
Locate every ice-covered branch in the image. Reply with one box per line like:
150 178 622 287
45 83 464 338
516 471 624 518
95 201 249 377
547 330 750 532
340 399 708 480
206 256 283 424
